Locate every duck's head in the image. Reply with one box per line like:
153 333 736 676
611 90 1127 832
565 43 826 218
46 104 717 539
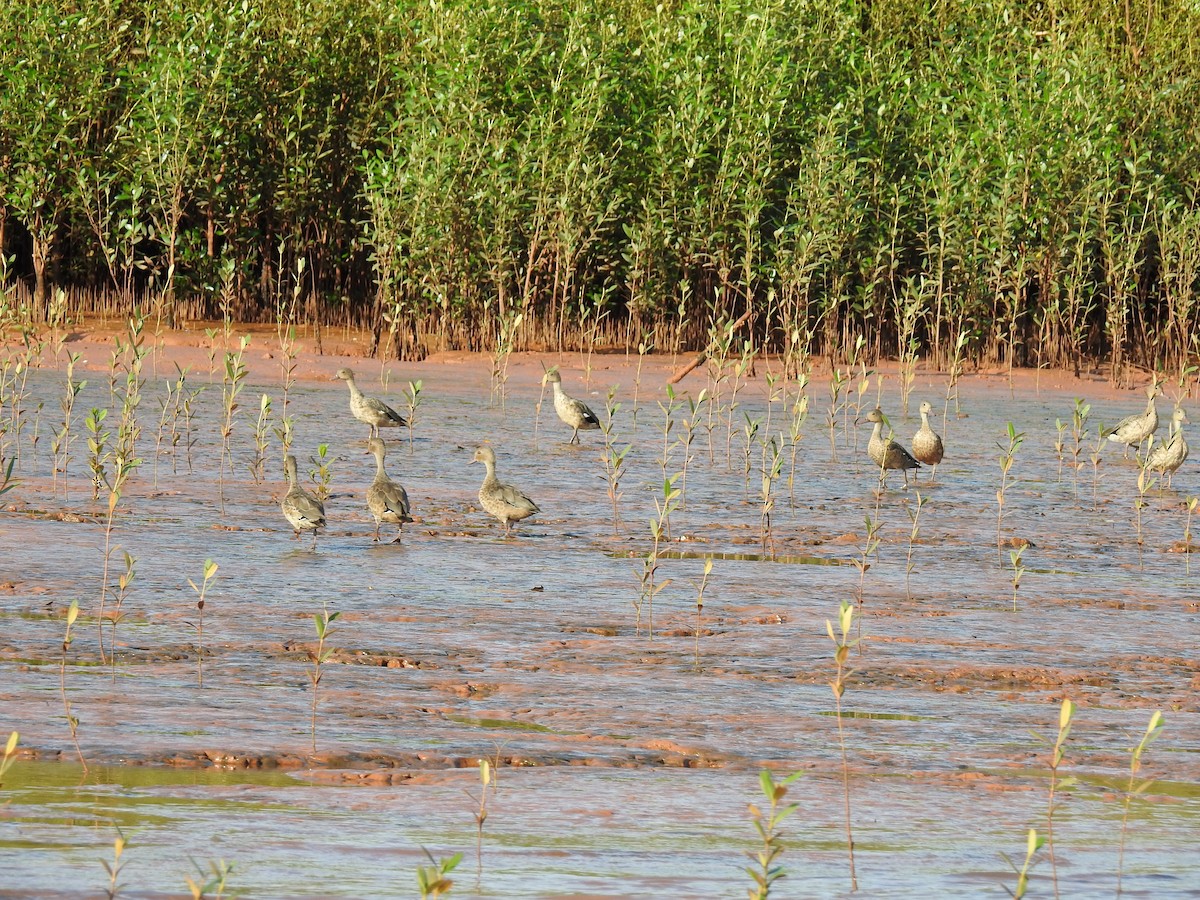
335 367 354 382
919 401 932 415
473 445 496 466
543 369 562 386
366 437 386 457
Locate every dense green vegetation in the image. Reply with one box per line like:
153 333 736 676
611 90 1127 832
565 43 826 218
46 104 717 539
2 0 1198 374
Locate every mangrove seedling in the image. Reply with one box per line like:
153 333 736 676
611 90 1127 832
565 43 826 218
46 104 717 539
218 337 249 511
186 859 235 900
745 770 803 900
1042 698 1077 898
249 394 272 484
1116 710 1165 897
405 379 423 451
1184 497 1198 577
60 599 86 771
0 731 19 789
309 444 334 502
466 757 497 882
759 435 785 556
599 386 631 534
108 551 136 676
996 422 1025 560
905 491 926 600
1009 545 1027 612
1001 828 1045 899
188 559 219 688
416 849 462 899
693 556 713 670
308 603 340 752
826 600 860 891
103 830 127 900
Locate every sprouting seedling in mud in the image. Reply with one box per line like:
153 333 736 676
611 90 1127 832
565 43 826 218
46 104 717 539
51 350 85 496
86 407 111 502
692 556 713 671
1133 464 1156 557
405 379 423 452
741 412 761 479
1184 497 1198 578
186 858 236 900
1116 710 1166 897
786 375 810 505
600 386 631 534
759 434 785 557
657 384 683 483
188 559 219 688
825 365 849 462
416 848 462 899
852 515 882 643
1008 544 1027 612
308 603 340 752
102 829 128 900
1053 418 1067 482
465 756 498 882
60 599 86 772
745 769 802 900
1039 697 1076 898
826 600 860 892
679 388 708 507
1001 827 1044 899
633 473 681 640
108 551 136 677
905 491 926 600
996 422 1024 560
250 394 272 484
309 443 334 501
1069 399 1090 500
0 731 19 789
219 336 250 512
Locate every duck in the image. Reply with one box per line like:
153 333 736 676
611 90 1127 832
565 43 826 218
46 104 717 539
544 369 600 444
911 401 945 480
336 367 407 438
281 454 326 547
1143 407 1189 487
472 445 539 534
863 407 921 487
366 437 412 542
1107 389 1158 456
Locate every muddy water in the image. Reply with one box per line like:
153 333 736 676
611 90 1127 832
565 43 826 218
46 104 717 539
2 341 1198 898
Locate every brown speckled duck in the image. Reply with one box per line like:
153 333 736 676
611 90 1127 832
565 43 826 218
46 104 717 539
281 454 326 548
864 408 921 487
336 367 407 438
366 437 412 542
544 369 600 444
473 445 539 534
1144 407 1189 487
911 401 945 480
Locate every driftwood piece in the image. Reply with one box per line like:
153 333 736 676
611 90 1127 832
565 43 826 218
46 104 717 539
667 307 754 384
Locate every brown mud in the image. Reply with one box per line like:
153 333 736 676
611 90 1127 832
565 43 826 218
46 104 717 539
1 323 1198 897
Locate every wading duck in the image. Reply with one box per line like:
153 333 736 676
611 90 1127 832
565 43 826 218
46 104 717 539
1107 389 1158 456
1144 407 1189 487
863 407 921 488
473 444 539 534
544 369 600 444
336 367 407 438
911 401 945 480
282 454 326 548
366 437 412 542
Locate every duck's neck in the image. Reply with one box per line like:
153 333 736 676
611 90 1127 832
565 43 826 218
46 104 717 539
346 378 363 400
373 451 387 477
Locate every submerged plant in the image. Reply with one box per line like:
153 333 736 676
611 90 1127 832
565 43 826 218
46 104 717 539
826 600 860 891
745 770 802 900
466 757 497 882
1116 710 1166 897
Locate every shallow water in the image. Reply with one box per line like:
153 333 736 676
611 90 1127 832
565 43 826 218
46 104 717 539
2 343 1198 897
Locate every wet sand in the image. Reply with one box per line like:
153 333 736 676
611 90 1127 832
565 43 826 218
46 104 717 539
1 324 1198 897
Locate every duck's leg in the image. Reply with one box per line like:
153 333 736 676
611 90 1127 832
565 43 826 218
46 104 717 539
372 522 380 542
